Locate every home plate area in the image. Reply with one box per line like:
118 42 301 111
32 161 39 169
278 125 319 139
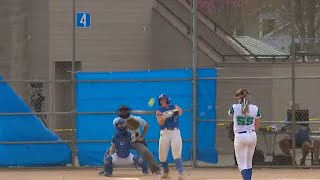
0 168 319 180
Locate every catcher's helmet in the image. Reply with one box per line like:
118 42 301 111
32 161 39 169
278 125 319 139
114 118 125 128
117 105 131 119
158 94 171 106
114 118 127 135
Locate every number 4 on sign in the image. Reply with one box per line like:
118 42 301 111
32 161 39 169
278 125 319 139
80 14 87 27
76 12 91 28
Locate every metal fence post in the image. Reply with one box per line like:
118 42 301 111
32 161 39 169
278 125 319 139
192 0 198 168
291 0 297 166
71 0 77 167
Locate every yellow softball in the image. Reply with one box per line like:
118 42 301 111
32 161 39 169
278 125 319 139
148 98 155 107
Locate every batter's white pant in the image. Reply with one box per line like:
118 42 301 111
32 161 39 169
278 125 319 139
234 131 257 171
111 153 134 166
158 129 182 162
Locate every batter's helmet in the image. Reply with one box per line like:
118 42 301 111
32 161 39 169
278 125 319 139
158 94 171 106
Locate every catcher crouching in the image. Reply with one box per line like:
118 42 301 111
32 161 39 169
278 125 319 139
99 118 149 176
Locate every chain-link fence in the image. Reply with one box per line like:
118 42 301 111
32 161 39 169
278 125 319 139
202 62 320 168
0 0 320 169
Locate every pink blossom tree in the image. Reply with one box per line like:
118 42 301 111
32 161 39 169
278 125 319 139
195 0 249 35
197 0 248 13
198 0 320 52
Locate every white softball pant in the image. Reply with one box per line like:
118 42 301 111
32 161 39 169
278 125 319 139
234 131 257 171
158 129 182 162
111 153 134 166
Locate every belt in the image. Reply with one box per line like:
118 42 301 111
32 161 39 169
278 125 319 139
162 127 178 131
238 130 255 134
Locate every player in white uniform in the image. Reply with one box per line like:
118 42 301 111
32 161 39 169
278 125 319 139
228 89 261 180
155 94 184 180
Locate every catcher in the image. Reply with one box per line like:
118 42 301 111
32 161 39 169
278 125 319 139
99 118 149 176
113 105 160 175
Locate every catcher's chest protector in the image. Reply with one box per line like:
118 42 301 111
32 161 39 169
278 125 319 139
113 133 131 158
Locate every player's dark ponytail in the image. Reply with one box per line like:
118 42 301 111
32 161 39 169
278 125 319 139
242 97 249 114
235 89 250 115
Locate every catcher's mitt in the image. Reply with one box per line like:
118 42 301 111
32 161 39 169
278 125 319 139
125 117 140 130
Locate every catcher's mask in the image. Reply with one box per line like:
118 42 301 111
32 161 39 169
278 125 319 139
114 118 127 135
158 94 171 106
117 105 131 119
235 88 249 102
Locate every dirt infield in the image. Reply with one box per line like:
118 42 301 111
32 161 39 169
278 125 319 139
0 168 319 180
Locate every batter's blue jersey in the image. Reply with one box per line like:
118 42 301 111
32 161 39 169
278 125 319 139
112 131 131 158
158 105 179 130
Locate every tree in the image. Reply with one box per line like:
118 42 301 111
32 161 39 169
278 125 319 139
280 0 320 52
254 0 320 52
195 0 320 52
194 0 249 35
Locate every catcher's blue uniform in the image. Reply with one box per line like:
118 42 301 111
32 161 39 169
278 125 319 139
112 131 131 158
100 119 148 176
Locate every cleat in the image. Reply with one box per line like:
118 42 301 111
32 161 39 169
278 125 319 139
178 173 184 180
99 171 112 177
102 172 112 177
143 172 150 175
161 172 170 179
153 169 161 175
178 171 189 180
98 171 105 175
142 169 150 175
161 168 170 179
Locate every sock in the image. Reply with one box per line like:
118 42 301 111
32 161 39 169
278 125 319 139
174 158 184 174
241 169 250 180
247 168 252 179
161 161 169 173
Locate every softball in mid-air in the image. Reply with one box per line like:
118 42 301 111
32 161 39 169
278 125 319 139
148 98 155 107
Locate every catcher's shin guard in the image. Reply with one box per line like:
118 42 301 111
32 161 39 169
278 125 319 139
104 155 113 176
133 155 149 174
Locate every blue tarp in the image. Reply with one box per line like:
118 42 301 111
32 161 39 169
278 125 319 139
0 76 72 167
197 69 218 163
76 68 217 166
